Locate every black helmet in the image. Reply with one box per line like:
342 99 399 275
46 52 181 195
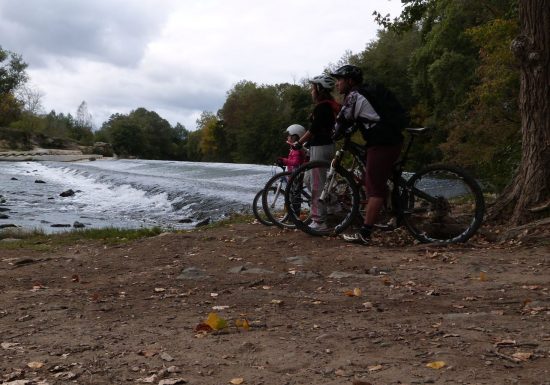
330 65 363 82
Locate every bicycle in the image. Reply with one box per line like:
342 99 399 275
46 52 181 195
261 165 312 229
284 127 485 243
252 188 273 226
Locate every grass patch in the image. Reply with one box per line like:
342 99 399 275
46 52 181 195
0 226 164 251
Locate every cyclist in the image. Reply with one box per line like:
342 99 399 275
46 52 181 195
276 124 307 172
331 65 403 245
292 74 340 231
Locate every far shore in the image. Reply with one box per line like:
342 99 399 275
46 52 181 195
0 148 108 162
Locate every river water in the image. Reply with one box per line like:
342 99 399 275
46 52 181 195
0 159 275 233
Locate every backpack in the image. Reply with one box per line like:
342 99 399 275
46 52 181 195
357 83 408 145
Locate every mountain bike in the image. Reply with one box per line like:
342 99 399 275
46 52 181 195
284 128 485 243
261 166 312 229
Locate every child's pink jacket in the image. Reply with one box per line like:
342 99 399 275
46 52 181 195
281 148 306 172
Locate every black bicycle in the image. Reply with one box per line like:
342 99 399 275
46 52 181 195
284 128 485 243
261 166 312 229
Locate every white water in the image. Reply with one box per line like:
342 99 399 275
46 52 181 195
0 159 275 233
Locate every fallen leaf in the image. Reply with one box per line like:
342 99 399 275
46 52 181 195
210 292 219 297
368 364 383 372
27 361 44 369
235 319 250 330
344 288 362 297
230 378 244 384
479 272 488 281
205 312 228 330
512 352 533 361
154 287 166 292
270 299 283 305
194 323 213 333
426 361 446 369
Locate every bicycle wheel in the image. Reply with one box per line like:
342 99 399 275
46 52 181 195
401 164 485 243
252 189 273 226
261 171 297 229
285 161 360 236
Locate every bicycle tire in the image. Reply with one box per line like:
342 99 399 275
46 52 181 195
285 161 360 236
401 164 485 243
252 189 273 226
261 171 297 229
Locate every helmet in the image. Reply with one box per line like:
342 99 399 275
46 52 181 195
310 74 336 90
330 65 363 82
285 124 306 137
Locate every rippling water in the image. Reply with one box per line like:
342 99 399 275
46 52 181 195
0 159 275 233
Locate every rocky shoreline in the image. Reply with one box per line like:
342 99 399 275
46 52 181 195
0 148 104 162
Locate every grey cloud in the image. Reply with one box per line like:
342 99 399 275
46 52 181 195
0 0 172 67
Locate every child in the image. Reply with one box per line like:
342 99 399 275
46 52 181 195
276 124 307 172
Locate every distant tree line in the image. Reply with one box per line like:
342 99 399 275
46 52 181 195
0 0 524 192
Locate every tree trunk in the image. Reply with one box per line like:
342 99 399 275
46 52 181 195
489 0 550 225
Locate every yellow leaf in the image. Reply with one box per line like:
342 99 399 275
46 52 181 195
235 319 250 330
205 312 228 330
479 272 487 281
426 361 446 369
344 288 362 297
230 378 244 384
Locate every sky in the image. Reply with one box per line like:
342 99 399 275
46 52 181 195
0 0 403 131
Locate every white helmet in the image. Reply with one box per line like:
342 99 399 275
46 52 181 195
285 124 306 137
310 74 336 90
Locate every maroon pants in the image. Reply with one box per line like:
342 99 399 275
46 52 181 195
364 144 402 198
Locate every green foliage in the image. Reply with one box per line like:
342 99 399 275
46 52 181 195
96 108 188 159
0 46 28 95
442 18 520 190
218 81 310 164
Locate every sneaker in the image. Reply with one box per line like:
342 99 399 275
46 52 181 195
309 221 328 231
341 232 370 245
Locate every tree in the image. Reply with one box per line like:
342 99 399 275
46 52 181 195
489 0 550 224
0 46 28 94
0 46 28 126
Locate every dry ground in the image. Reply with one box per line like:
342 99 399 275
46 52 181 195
1 222 549 385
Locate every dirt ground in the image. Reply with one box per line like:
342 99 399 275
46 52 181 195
1 221 549 385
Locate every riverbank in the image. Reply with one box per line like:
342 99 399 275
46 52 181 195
0 221 548 384
0 148 104 162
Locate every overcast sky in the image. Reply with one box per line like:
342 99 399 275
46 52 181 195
0 0 403 131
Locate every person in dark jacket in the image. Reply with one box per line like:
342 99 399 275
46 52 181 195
331 65 403 245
